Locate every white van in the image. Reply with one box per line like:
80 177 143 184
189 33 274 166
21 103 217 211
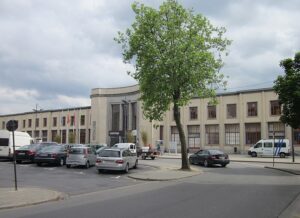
248 139 290 158
0 130 32 159
112 143 136 153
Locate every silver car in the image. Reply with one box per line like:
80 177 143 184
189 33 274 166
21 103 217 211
96 148 138 173
66 146 96 168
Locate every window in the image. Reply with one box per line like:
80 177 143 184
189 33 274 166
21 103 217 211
225 124 240 145
80 115 85 126
43 118 47 127
51 130 58 141
245 123 261 144
53 117 57 127
207 105 216 119
28 119 32 128
80 129 86 144
264 142 272 148
227 104 236 119
254 143 262 148
112 104 120 131
35 118 39 128
2 121 5 129
71 116 75 126
131 102 137 130
205 125 219 144
188 125 200 149
268 122 285 139
159 125 164 140
62 116 66 126
189 107 198 120
170 126 180 145
247 102 257 116
270 100 281 116
22 120 25 128
293 129 300 145
27 131 32 137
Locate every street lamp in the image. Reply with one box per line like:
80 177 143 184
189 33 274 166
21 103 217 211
32 104 43 142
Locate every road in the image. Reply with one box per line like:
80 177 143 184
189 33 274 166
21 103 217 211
0 159 299 218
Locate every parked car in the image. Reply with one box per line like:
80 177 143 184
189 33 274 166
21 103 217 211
96 145 107 154
189 149 230 167
35 145 67 166
15 142 58 164
112 143 136 153
95 148 138 173
66 145 96 168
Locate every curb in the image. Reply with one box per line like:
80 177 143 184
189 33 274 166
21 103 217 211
264 167 300 175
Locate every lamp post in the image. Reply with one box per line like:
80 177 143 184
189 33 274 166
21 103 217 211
32 104 43 142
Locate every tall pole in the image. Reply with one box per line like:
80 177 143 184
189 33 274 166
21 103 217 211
12 129 18 190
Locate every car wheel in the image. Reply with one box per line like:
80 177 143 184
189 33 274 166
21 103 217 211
133 160 138 169
85 161 90 169
204 160 209 167
251 152 257 157
16 160 22 164
124 163 129 173
142 155 146 160
37 163 42 167
98 169 102 174
279 152 286 158
151 156 155 160
221 164 227 167
66 164 71 168
59 158 64 166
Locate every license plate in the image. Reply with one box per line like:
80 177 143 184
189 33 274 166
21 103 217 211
39 154 48 157
18 153 25 155
219 156 225 160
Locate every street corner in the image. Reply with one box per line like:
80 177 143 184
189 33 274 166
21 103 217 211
0 187 66 210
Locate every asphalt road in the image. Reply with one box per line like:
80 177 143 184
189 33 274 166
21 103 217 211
0 159 299 218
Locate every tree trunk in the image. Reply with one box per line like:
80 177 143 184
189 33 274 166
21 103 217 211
173 103 190 170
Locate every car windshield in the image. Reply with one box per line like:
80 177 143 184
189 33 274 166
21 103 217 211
98 150 120 157
69 147 84 154
40 146 62 153
209 150 224 155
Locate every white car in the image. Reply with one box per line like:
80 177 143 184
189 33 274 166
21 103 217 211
96 148 138 173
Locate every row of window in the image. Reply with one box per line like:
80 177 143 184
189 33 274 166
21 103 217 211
188 100 281 120
2 115 86 129
166 122 300 147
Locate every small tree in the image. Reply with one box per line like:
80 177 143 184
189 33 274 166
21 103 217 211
116 0 230 170
141 130 148 146
69 132 75 144
54 135 61 144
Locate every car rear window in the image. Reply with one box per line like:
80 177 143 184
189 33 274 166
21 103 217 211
98 150 120 157
41 146 63 152
69 148 84 154
209 150 224 155
0 138 9 146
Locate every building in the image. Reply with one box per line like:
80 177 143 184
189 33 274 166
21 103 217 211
1 85 299 154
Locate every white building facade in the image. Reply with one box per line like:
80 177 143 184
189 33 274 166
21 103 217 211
1 85 299 154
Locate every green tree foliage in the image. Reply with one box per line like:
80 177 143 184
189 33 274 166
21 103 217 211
115 0 230 170
54 135 61 144
69 132 75 144
274 52 300 129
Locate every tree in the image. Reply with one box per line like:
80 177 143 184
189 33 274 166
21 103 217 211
54 135 62 144
115 0 230 170
274 51 300 162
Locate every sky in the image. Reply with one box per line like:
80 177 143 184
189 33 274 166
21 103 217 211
0 0 299 115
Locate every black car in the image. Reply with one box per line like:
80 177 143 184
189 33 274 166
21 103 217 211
15 142 58 164
35 145 67 166
189 149 230 167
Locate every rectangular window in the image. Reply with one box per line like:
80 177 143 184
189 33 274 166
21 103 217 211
188 125 200 149
207 105 216 119
51 130 58 142
80 129 86 144
80 115 85 126
159 125 164 140
35 118 39 128
205 124 219 144
225 124 240 145
43 118 47 127
28 119 32 128
247 102 257 116
293 129 300 145
53 117 57 127
2 121 5 129
131 102 137 130
270 100 281 116
71 116 75 126
62 116 66 126
227 104 236 119
23 120 26 128
170 126 180 146
189 107 198 120
245 123 261 144
268 122 285 139
112 104 120 131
